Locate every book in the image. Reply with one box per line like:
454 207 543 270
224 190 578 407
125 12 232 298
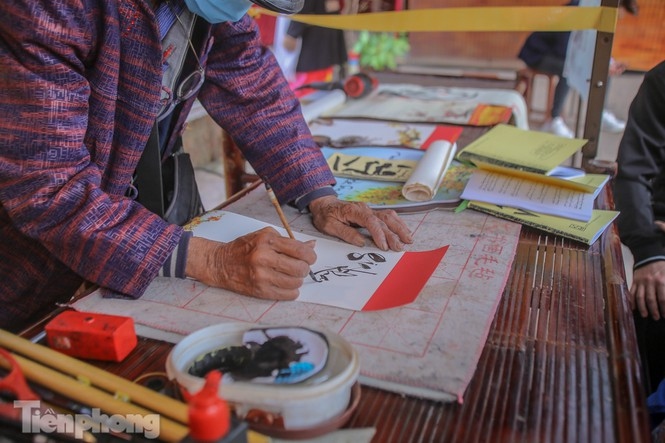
455 124 606 194
460 169 599 222
456 124 586 174
468 201 619 245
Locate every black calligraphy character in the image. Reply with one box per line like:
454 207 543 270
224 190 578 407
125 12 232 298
310 252 387 282
347 252 386 269
311 265 375 281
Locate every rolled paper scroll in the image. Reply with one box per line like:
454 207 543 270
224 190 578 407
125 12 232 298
401 140 456 202
301 89 347 123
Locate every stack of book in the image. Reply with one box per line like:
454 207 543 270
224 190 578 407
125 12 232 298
456 124 619 245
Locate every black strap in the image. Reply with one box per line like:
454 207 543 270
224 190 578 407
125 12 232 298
134 123 165 218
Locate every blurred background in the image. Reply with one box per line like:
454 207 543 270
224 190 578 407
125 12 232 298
189 0 663 207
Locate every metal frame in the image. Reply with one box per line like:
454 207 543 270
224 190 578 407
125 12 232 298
581 0 618 169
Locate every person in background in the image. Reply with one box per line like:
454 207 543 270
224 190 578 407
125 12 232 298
0 0 413 333
282 0 348 96
613 59 665 416
517 0 638 138
271 15 300 82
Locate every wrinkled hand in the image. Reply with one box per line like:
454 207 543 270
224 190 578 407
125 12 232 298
308 196 413 251
630 260 665 320
185 228 317 300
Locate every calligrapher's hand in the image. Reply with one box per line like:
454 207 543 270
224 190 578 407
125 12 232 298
630 260 665 320
308 196 413 251
185 228 317 300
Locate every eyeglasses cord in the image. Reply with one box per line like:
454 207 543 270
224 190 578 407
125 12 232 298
165 0 204 71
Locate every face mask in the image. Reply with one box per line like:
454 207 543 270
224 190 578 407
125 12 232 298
184 0 253 23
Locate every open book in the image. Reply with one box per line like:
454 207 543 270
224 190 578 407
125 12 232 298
460 168 601 222
455 124 607 194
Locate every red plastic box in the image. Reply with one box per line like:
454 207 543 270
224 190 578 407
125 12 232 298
45 311 137 362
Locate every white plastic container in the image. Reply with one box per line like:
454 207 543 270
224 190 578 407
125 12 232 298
165 323 359 432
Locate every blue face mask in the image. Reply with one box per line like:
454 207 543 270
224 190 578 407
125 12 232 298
184 0 253 23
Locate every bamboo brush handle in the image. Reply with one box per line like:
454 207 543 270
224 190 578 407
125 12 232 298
0 329 188 424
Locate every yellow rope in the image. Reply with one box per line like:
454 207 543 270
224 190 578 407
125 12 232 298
253 6 617 34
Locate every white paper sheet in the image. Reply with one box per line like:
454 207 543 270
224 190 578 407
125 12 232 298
178 211 446 312
189 211 400 310
324 84 530 129
72 185 521 403
300 90 347 123
460 169 595 221
307 118 460 149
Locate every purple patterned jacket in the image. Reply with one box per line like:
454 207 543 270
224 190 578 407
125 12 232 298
0 0 334 331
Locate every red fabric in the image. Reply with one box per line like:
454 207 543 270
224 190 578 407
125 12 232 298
252 11 276 46
289 68 335 98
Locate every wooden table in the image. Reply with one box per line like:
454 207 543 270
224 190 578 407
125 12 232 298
66 177 649 443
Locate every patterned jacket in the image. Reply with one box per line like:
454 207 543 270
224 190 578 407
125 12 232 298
0 0 334 331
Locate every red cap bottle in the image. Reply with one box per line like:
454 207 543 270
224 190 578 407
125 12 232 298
344 73 378 99
188 371 230 442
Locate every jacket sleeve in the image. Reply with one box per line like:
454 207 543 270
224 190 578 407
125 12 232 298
0 0 182 297
613 61 665 268
197 15 336 205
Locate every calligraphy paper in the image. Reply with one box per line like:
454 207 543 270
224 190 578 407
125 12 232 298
326 151 418 182
73 185 521 403
321 146 473 212
324 84 524 128
300 90 347 123
178 211 447 311
308 118 464 149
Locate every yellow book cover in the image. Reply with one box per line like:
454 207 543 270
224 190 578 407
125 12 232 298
468 201 619 245
456 124 587 174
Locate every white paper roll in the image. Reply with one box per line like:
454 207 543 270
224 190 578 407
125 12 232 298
401 140 456 202
301 89 347 123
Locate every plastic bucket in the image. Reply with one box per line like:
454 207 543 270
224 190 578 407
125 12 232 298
166 323 359 431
